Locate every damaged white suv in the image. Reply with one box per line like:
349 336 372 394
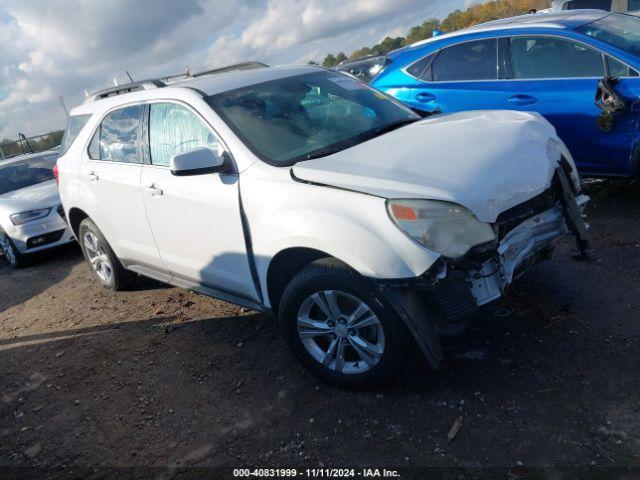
58 64 588 388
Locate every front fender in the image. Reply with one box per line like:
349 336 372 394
241 170 440 306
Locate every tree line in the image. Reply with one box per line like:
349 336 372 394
0 131 63 159
320 0 550 67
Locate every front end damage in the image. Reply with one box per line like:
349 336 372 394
377 166 589 369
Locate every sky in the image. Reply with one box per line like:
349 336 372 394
0 0 481 138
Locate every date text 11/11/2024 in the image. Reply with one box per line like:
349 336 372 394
232 468 401 478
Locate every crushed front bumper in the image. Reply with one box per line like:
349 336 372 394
470 195 588 306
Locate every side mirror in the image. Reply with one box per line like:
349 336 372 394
170 147 230 176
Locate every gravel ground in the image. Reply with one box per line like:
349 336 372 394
1 181 639 478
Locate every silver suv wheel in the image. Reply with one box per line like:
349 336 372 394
83 231 113 283
296 290 385 375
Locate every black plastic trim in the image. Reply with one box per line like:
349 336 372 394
237 182 264 305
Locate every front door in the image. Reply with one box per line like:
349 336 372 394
499 35 638 175
140 101 258 301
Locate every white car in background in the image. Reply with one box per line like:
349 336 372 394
57 64 588 388
0 150 75 267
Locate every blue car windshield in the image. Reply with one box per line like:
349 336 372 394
577 14 640 56
207 71 419 165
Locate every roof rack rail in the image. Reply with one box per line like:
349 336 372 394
84 62 268 102
85 79 166 103
191 61 268 78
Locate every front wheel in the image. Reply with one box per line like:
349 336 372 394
78 218 135 290
0 229 24 268
279 259 411 388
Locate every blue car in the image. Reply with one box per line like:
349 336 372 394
342 11 640 176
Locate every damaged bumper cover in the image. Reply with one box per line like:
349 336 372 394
470 194 588 306
377 166 589 369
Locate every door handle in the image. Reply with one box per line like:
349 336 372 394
508 94 538 106
144 184 163 197
87 172 99 182
415 92 436 103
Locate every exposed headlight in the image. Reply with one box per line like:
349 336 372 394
387 200 496 258
10 208 52 226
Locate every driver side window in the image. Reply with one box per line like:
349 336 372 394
149 103 222 167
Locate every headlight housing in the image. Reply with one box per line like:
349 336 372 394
10 208 52 226
387 200 496 258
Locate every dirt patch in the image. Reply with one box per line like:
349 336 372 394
1 181 639 475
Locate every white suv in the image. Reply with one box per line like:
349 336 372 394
58 64 588 388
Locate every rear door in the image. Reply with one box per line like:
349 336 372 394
402 38 504 114
140 101 258 301
83 104 168 277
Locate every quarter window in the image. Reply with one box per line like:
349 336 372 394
431 39 498 82
509 37 604 79
606 56 639 77
88 105 143 163
60 114 91 155
406 53 436 80
149 103 222 167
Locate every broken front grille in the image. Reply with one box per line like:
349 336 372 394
495 184 560 240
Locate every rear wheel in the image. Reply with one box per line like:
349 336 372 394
0 229 24 268
78 218 135 290
279 259 411 388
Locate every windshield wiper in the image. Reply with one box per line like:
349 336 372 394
372 118 419 137
305 146 348 160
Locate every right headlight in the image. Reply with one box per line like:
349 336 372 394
387 199 496 259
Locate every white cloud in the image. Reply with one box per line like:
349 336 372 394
0 0 477 138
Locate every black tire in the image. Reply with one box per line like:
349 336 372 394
78 218 135 290
278 258 411 389
0 229 25 268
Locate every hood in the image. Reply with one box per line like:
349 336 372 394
0 180 61 215
292 110 559 222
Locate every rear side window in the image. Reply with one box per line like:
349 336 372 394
431 39 497 82
509 37 604 79
88 105 143 163
149 103 222 167
60 114 91 155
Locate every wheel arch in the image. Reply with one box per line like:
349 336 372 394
68 207 89 238
266 247 347 316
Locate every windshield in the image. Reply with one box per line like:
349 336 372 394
0 155 57 196
207 71 419 165
577 14 640 57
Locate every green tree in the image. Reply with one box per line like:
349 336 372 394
320 0 551 63
322 53 337 68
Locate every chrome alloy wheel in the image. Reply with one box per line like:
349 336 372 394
0 231 17 266
296 290 385 375
83 231 113 282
